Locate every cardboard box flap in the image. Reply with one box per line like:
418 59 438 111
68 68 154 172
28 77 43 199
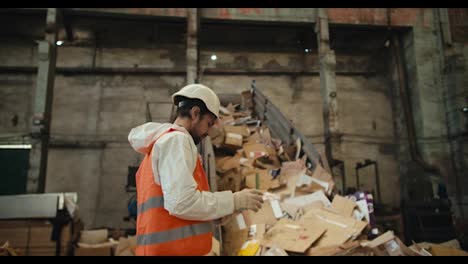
261 218 326 253
254 156 281 170
224 125 251 138
239 157 255 169
115 236 136 256
79 229 108 245
245 169 273 191
300 207 367 248
438 239 462 249
430 244 468 256
226 103 237 114
307 240 361 256
363 231 395 248
246 131 261 144
216 155 241 173
220 105 232 115
244 200 278 227
310 163 335 194
280 160 307 196
211 237 221 256
260 127 272 142
331 195 357 217
243 143 269 159
283 189 332 209
225 133 243 147
248 224 266 240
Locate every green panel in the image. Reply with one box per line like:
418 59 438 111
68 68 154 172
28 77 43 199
0 149 29 195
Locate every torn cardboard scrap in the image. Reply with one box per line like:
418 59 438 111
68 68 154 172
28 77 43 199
261 218 326 253
300 207 367 248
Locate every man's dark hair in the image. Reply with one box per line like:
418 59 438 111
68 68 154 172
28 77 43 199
174 96 210 119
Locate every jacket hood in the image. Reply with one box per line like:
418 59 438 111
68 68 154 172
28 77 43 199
128 122 184 154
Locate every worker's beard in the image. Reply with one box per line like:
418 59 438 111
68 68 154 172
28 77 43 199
190 131 202 145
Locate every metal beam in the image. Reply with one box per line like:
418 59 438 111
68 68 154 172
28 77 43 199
0 65 377 76
186 8 199 84
200 8 317 23
69 8 188 19
27 8 58 193
316 8 344 188
0 8 427 27
327 8 426 27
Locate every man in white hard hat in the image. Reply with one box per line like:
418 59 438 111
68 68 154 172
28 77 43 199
128 84 263 256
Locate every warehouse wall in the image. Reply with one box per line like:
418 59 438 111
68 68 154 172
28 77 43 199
0 73 34 137
0 13 400 228
2 9 464 228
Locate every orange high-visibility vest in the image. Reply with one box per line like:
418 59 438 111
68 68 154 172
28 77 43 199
135 128 212 256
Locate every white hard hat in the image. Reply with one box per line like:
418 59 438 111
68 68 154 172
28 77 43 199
172 84 220 119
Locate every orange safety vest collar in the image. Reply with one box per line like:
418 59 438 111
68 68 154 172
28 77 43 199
134 128 212 256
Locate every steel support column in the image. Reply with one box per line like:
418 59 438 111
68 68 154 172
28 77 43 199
27 8 58 193
186 8 199 84
316 8 344 190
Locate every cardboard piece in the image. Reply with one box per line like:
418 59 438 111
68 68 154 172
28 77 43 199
258 127 271 142
222 213 250 256
225 133 243 147
361 231 419 256
281 190 330 220
208 125 225 147
331 195 357 217
438 239 462 249
248 224 266 240
254 157 281 170
211 237 221 256
243 143 269 160
74 246 113 256
283 190 332 209
245 169 273 191
270 177 287 190
239 157 255 169
430 245 468 256
221 115 235 125
79 229 108 245
226 103 237 114
280 160 307 197
270 200 284 219
241 90 253 109
114 236 136 256
218 169 243 192
306 240 361 256
222 230 248 256
364 230 395 248
220 105 232 115
216 155 241 173
244 200 278 227
261 218 326 253
246 131 261 144
300 208 367 248
224 125 251 138
262 246 289 256
310 164 335 195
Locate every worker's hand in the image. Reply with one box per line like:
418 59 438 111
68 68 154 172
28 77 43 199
233 189 264 212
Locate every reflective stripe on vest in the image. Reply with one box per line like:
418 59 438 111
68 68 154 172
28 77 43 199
137 222 212 245
137 196 164 215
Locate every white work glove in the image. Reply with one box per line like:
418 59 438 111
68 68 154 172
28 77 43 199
233 189 264 212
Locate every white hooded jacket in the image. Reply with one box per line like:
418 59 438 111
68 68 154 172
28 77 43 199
128 122 234 221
